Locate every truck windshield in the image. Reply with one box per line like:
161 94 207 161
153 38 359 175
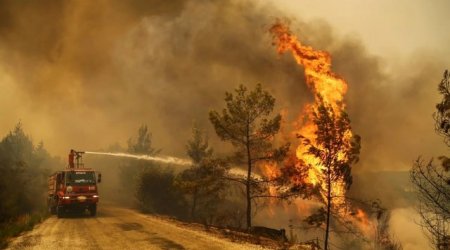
66 171 96 185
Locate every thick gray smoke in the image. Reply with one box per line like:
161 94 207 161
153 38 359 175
0 0 445 168
0 0 309 157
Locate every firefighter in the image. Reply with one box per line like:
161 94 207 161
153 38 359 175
68 149 75 168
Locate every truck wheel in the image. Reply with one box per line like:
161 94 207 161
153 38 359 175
48 196 58 215
90 204 97 216
57 206 64 218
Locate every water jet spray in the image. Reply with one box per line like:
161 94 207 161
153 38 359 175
84 151 192 166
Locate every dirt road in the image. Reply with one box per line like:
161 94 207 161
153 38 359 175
6 205 265 250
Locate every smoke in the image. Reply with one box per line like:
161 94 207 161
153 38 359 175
389 208 429 250
0 0 446 172
85 151 191 166
0 0 311 158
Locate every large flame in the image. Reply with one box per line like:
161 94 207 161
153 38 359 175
269 21 353 208
261 21 374 241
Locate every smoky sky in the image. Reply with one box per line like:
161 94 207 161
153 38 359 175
0 0 447 174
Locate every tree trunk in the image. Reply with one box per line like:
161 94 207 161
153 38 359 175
246 120 252 229
324 165 332 250
246 158 252 228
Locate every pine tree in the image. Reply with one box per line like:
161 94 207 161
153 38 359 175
176 126 227 222
209 84 289 228
411 70 450 248
299 98 360 250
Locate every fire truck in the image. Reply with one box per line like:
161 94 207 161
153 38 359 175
47 150 101 218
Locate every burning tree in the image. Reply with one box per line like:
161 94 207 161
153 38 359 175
269 21 361 250
300 99 361 249
411 70 450 249
209 84 289 228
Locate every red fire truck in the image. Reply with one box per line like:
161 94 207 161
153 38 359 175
47 150 101 218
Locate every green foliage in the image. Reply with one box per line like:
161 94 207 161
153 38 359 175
175 126 228 222
185 126 213 164
209 84 289 228
120 124 160 204
176 159 227 222
136 167 187 218
209 84 286 161
127 125 160 155
176 126 227 222
126 124 187 218
0 123 56 223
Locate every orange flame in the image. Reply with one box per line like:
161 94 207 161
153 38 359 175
264 21 376 242
353 208 374 238
261 162 282 216
355 209 370 226
269 21 353 207
262 162 281 197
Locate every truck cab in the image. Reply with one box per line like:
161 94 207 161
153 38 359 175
47 150 101 218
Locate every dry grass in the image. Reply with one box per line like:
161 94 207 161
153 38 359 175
0 212 47 249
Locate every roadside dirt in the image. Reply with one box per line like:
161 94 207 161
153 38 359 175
6 205 268 250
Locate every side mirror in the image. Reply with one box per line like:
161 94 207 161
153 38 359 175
97 173 102 183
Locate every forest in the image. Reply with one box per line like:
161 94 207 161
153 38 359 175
0 1 449 249
1 70 448 249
